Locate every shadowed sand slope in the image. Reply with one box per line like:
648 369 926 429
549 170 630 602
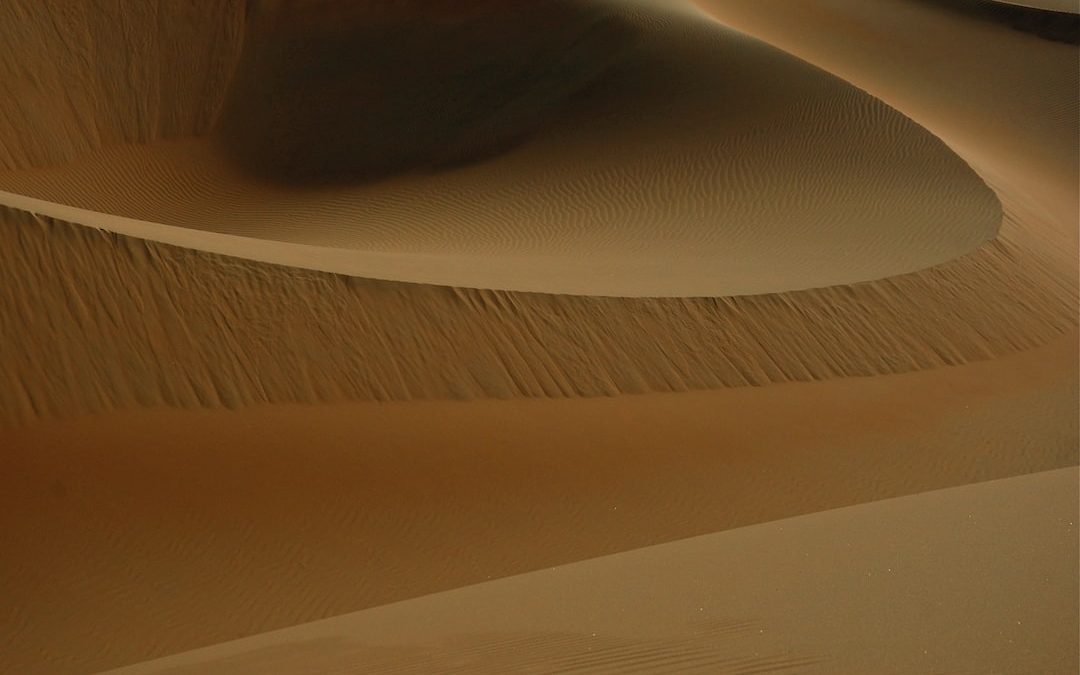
0 0 245 171
0 0 1000 296
105 468 1080 675
1 204 1073 424
0 0 1076 422
2 336 1076 673
0 0 1077 672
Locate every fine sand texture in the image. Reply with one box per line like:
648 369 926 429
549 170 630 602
104 468 1080 675
0 0 1076 421
3 335 1077 673
0 0 1002 296
0 0 1077 673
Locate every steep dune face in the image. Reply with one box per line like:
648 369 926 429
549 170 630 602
0 204 1073 425
0 1 1077 673
0 0 244 171
217 0 641 184
0 0 1001 296
0 0 1073 422
2 341 1076 674
0 0 1069 422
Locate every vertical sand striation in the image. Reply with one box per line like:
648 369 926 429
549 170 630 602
0 1 1077 672
0 0 1072 423
0 0 1006 297
0 0 245 171
0 195 1073 425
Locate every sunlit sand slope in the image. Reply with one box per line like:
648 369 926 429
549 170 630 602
105 468 1080 675
0 0 1000 296
2 339 1076 673
0 0 1076 672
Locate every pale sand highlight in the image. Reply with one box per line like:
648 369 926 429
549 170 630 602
0 3 1075 422
0 199 1074 426
105 468 1079 675
0 1 1001 296
2 334 1076 673
0 0 1077 672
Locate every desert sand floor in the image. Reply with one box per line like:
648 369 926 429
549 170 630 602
104 467 1080 675
0 0 1077 673
3 334 1078 673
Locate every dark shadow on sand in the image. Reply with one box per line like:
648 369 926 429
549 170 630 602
214 0 642 187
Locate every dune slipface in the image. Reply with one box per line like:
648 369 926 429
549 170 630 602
0 0 1077 674
0 0 1000 296
218 0 643 184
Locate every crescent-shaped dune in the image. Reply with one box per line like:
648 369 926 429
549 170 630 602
0 0 1074 421
0 0 1076 673
0 0 1000 296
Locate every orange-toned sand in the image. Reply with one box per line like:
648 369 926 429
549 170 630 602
0 0 1002 296
0 0 1076 673
105 467 1079 675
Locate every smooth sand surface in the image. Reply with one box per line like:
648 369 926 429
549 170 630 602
105 468 1080 675
0 0 1001 296
0 0 1077 673
698 0 1079 247
2 334 1077 673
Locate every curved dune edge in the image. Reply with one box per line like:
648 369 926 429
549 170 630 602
1 195 1073 425
0 0 1076 423
103 468 1079 675
0 0 1003 297
2 336 1076 673
990 0 1078 13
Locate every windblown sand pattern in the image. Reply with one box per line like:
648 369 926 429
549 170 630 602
0 0 245 171
0 0 1002 296
102 468 1078 675
0 196 1073 425
1 0 1074 426
0 0 1077 673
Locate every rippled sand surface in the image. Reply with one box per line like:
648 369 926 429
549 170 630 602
0 0 1076 673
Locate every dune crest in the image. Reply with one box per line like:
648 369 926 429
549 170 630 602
0 1 1077 673
217 0 642 184
1 200 1072 425
0 0 1076 424
0 0 1000 296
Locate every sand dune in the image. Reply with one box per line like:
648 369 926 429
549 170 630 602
0 0 244 171
699 0 1079 242
104 468 1080 675
2 334 1075 673
0 0 1001 296
0 0 1075 421
0 0 1077 673
1 201 1074 425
